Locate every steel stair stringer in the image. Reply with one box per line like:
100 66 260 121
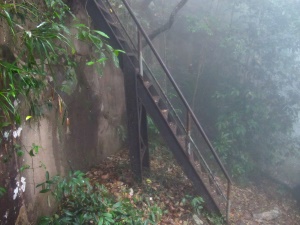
136 75 220 214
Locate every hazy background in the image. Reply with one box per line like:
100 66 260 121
125 0 300 186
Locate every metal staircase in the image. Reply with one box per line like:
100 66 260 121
85 0 232 221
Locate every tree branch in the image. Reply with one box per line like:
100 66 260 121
148 0 188 41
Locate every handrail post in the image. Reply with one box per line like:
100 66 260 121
226 181 231 224
138 30 143 76
186 112 193 161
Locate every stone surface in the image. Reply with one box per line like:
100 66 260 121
15 206 29 225
236 220 258 225
253 208 280 222
193 214 204 225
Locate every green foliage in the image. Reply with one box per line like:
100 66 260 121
8 143 43 173
1 141 42 173
74 23 124 70
37 171 163 225
147 116 159 137
190 196 204 215
29 143 41 157
0 0 119 126
117 125 127 142
180 195 205 216
0 0 122 170
181 194 225 225
0 186 6 198
147 116 162 150
206 213 224 225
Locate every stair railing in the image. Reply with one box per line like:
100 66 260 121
102 0 232 220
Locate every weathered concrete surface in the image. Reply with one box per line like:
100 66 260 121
0 1 126 224
15 58 126 224
0 63 126 224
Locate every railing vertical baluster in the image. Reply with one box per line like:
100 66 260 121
226 181 232 224
138 30 143 76
186 112 193 161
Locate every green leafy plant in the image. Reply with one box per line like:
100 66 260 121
0 186 6 198
117 125 127 142
37 171 163 225
147 202 163 223
147 116 159 136
74 23 125 70
147 116 163 151
0 0 122 124
190 196 204 215
206 213 225 225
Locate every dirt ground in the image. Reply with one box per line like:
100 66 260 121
86 148 300 224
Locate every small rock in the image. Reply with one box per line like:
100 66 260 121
243 212 252 220
193 214 203 225
236 220 258 225
101 174 109 179
253 207 280 222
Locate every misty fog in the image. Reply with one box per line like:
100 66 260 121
124 0 300 188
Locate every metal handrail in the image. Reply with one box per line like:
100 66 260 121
119 0 232 184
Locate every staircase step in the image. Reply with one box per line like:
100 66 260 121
152 96 160 103
216 187 222 196
126 53 137 63
169 122 177 134
116 35 126 42
177 135 186 149
144 80 152 88
200 163 206 173
107 21 124 37
107 20 119 29
160 109 168 119
95 1 109 13
191 160 202 174
94 4 116 25
127 52 136 57
95 2 114 19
